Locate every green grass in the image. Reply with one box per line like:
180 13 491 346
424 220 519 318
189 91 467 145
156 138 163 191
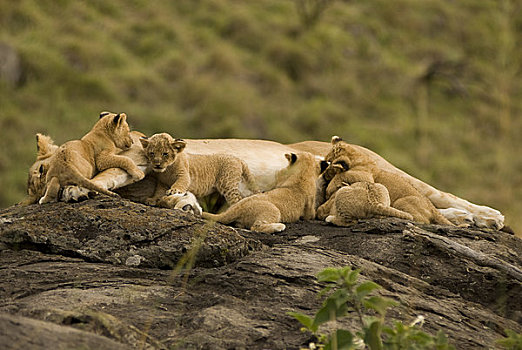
0 0 521 234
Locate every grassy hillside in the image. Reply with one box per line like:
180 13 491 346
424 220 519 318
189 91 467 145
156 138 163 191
0 0 521 233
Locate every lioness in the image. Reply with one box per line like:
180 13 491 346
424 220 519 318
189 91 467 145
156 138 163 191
325 181 414 226
202 152 318 233
38 112 145 204
24 135 505 229
323 136 453 225
140 133 259 206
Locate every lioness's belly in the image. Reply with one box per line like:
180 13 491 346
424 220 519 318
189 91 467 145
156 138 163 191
185 139 294 191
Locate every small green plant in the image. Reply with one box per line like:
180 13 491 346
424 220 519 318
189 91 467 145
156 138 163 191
497 329 522 350
288 266 455 350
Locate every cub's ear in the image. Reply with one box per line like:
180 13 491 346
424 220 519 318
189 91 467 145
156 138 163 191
285 153 297 164
113 112 127 126
36 133 57 156
320 160 329 173
171 139 187 152
333 160 349 171
139 137 149 148
331 135 343 145
99 111 110 119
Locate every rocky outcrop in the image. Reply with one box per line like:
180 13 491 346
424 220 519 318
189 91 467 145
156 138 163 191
1 197 521 349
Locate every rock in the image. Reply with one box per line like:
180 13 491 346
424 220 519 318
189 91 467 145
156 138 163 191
0 42 22 87
0 198 521 349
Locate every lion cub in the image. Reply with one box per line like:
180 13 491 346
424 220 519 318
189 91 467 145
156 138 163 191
140 133 259 206
326 182 414 226
202 152 318 233
317 163 412 223
39 112 145 204
324 136 453 225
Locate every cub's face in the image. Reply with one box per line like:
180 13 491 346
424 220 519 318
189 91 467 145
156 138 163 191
98 111 134 150
140 133 187 173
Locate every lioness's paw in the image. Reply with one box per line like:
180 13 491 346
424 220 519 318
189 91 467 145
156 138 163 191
166 189 186 197
61 186 91 202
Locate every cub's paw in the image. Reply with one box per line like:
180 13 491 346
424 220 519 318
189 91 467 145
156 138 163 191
145 197 158 206
325 215 335 223
130 169 145 181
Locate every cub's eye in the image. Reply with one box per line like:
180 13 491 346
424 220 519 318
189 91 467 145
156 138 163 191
162 152 169 157
149 152 155 157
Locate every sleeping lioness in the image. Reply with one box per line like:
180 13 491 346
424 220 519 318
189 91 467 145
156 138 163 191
38 112 145 204
24 135 505 229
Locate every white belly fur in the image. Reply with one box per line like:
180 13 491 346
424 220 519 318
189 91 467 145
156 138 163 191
185 139 293 191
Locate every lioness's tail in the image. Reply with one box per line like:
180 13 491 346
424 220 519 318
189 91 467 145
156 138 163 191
374 205 414 220
66 166 120 198
241 161 260 193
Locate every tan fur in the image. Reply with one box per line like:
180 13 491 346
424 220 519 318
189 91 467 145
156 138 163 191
325 181 414 226
38 112 145 204
23 134 505 229
324 137 453 225
23 131 148 204
140 133 259 206
202 152 319 233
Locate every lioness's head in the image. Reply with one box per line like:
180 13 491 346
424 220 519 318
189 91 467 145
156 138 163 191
140 133 187 172
97 111 134 150
23 133 58 204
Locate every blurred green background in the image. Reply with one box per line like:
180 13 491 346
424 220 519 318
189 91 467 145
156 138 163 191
0 0 520 234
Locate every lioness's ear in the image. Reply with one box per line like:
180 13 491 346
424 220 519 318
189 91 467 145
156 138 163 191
331 135 343 145
139 137 149 148
285 153 297 164
171 139 187 152
99 111 110 119
36 133 56 156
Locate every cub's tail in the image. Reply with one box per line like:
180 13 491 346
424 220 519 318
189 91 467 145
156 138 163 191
374 204 414 221
66 166 120 198
202 208 237 225
241 161 260 194
430 207 454 226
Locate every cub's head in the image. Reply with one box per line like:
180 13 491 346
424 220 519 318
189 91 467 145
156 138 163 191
97 111 134 150
321 156 350 182
325 135 373 169
140 133 187 172
275 151 320 185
